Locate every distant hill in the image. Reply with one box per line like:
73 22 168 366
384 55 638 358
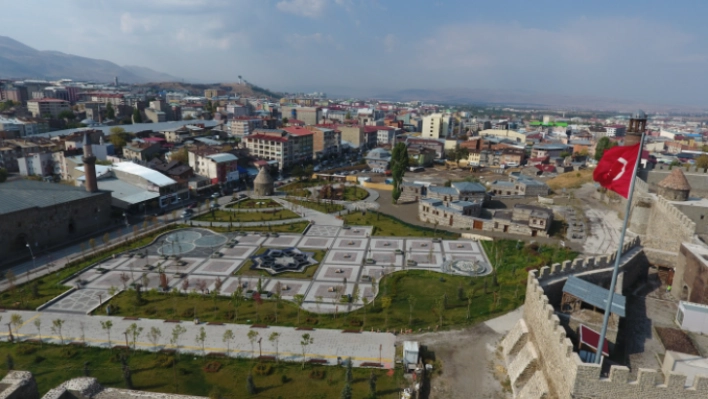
0 36 180 83
373 88 696 113
140 81 284 100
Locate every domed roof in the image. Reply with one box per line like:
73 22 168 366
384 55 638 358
633 109 647 119
658 168 691 191
254 167 274 185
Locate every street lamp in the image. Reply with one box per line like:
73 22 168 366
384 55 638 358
26 243 35 273
123 212 129 228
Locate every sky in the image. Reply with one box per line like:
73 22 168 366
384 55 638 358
3 0 708 105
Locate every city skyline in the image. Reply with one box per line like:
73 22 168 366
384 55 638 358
2 1 708 106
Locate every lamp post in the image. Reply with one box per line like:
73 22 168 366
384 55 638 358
123 212 129 228
26 243 35 272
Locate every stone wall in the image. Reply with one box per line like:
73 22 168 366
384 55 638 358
503 242 708 399
639 166 708 195
641 196 696 256
0 371 39 399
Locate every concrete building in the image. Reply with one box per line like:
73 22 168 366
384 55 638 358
421 113 450 139
123 141 161 162
408 146 436 167
254 166 274 196
244 128 313 170
489 175 550 197
490 204 553 237
27 98 71 118
144 107 167 123
17 152 55 177
364 148 391 171
204 88 226 99
332 124 366 148
604 124 627 137
404 137 446 159
531 143 568 159
188 149 239 187
399 182 426 203
229 117 264 137
419 197 483 228
0 116 46 137
306 125 341 159
427 181 488 203
282 105 322 125
0 179 112 258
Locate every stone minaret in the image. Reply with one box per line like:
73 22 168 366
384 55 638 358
624 110 647 147
83 132 98 193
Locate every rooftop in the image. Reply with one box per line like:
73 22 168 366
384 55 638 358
0 180 105 215
112 162 177 187
658 168 691 191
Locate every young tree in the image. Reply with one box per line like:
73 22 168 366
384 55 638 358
370 276 377 307
222 329 235 357
10 314 22 338
435 295 445 327
120 272 131 290
181 278 190 293
381 296 392 328
102 232 110 247
105 102 115 119
231 288 243 322
345 357 353 382
341 382 353 399
466 288 476 320
147 326 162 351
5 270 16 290
247 330 259 359
246 373 256 395
34 319 42 346
369 370 377 397
51 319 65 345
300 333 314 369
132 108 142 123
315 295 323 315
407 294 417 326
361 297 369 327
293 294 305 324
170 325 187 356
273 282 282 322
100 320 113 348
195 327 207 355
269 332 281 363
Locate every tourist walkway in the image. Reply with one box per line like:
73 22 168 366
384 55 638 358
2 310 395 368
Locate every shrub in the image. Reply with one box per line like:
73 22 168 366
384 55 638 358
154 355 175 368
61 347 77 359
281 374 289 384
33 355 45 364
181 308 195 318
179 367 192 375
349 319 362 326
305 317 318 325
309 369 325 379
253 362 272 376
144 307 157 316
203 361 222 373
223 310 235 320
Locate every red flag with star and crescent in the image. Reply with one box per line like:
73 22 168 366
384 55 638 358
593 143 641 199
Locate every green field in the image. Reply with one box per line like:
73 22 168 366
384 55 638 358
342 212 459 238
286 198 345 214
98 240 576 331
226 199 282 209
0 224 180 310
0 342 402 398
342 186 369 201
235 248 326 279
193 209 300 223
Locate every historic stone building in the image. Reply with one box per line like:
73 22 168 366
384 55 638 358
253 166 274 196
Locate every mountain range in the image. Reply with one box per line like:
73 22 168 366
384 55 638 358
0 36 180 83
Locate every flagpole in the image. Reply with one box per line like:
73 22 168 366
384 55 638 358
594 132 645 364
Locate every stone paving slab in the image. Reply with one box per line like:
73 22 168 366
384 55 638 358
262 278 310 299
88 270 137 290
305 281 357 302
298 236 335 249
369 238 404 250
324 250 364 265
233 234 266 246
407 252 444 268
442 239 483 253
42 288 109 314
406 239 442 253
306 225 340 237
161 257 203 274
192 259 242 276
369 251 403 267
219 276 268 295
220 245 258 259
263 235 301 247
337 226 372 237
315 264 360 283
6 310 395 368
333 237 368 251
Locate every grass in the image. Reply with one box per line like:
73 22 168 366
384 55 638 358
234 248 326 279
0 342 403 398
342 212 459 238
281 180 327 192
193 209 300 223
286 198 345 214
0 224 180 310
546 169 594 191
343 186 369 201
199 222 310 235
99 240 576 332
226 199 281 209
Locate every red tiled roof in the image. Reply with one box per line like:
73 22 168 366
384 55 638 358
247 134 288 143
282 126 314 137
364 126 394 133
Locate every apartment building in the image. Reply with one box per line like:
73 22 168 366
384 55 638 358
230 117 264 137
123 142 161 162
422 113 450 139
244 128 314 170
27 98 71 118
305 126 341 159
187 147 239 186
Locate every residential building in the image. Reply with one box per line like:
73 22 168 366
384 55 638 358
407 146 435 167
422 113 450 139
368 126 398 145
490 204 553 237
0 116 47 137
17 152 56 177
244 128 313 170
162 125 206 143
427 181 488 203
229 117 264 137
604 124 627 137
531 143 568 159
90 93 124 106
489 175 550 197
404 137 446 158
399 182 426 203
188 148 239 187
123 142 161 162
479 128 527 143
419 197 483 228
204 89 226 99
282 106 322 125
144 107 167 123
27 98 70 118
305 126 341 159
364 148 392 171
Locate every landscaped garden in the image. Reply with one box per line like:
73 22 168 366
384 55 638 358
235 248 326 279
286 198 345 214
342 211 460 238
0 224 181 310
97 240 576 332
200 222 310 235
226 198 282 209
193 209 300 223
0 342 403 398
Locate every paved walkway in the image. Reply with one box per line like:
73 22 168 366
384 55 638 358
2 310 395 368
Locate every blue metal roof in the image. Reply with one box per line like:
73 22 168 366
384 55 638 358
563 275 626 317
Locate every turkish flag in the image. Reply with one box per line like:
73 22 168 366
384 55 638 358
593 143 640 199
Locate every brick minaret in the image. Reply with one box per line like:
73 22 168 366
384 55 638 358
624 110 647 147
83 132 98 193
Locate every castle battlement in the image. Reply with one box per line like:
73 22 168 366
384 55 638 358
503 241 708 398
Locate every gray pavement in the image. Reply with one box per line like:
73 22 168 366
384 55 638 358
2 309 396 368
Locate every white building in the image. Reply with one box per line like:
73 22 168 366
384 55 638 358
422 113 450 139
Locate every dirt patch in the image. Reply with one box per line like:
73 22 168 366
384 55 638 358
655 327 699 355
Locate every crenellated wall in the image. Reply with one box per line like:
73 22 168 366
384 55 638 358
503 241 708 399
641 195 696 258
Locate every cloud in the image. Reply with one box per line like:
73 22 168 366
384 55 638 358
285 32 336 49
119 13 153 34
276 0 327 18
383 34 396 53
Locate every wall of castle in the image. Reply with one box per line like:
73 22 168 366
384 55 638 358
506 242 708 399
640 196 696 256
671 203 708 235
0 193 112 258
639 166 708 195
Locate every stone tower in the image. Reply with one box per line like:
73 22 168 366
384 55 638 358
657 168 691 201
253 166 274 196
83 132 99 193
624 110 647 147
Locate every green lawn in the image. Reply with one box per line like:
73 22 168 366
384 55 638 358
198 222 310 235
226 199 282 209
286 198 345 214
0 342 403 398
342 212 459 238
343 186 369 201
98 240 577 332
193 209 300 223
0 224 180 310
281 180 327 192
235 248 326 279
